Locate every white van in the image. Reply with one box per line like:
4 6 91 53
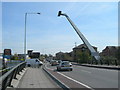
25 59 43 67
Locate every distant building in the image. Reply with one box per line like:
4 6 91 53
31 52 40 58
55 44 98 61
100 46 118 57
72 44 97 61
56 52 63 60
27 50 33 58
27 50 40 58
55 51 73 61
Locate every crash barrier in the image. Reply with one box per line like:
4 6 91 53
0 66 14 76
42 65 70 90
0 62 26 90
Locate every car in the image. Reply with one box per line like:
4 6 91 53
50 60 58 66
57 61 73 71
39 60 43 65
58 60 62 64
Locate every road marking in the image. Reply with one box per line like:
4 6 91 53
45 63 93 89
81 70 92 74
57 72 94 90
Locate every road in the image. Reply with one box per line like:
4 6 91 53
46 63 118 88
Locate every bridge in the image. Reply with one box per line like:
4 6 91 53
0 61 119 90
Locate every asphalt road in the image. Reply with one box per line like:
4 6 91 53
46 63 118 88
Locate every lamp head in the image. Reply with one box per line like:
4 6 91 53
58 11 62 16
37 13 40 14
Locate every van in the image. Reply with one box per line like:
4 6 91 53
25 59 43 67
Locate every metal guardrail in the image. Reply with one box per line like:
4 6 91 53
0 62 26 90
0 66 14 76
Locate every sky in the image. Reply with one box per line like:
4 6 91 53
1 2 118 56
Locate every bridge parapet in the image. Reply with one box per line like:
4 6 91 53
0 61 26 90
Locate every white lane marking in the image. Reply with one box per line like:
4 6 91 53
57 72 94 90
81 70 92 74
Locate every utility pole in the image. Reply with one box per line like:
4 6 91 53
75 42 77 47
24 12 40 60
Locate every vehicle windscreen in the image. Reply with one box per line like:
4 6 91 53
62 62 70 65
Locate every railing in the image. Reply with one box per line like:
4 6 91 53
0 62 26 90
0 66 14 76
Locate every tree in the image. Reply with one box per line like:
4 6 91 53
101 56 117 65
76 50 91 64
115 47 120 65
12 53 19 60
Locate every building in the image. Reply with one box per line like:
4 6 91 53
56 52 63 60
101 46 118 57
31 52 40 58
55 44 98 62
55 52 73 61
72 44 97 61
27 50 33 58
27 50 40 59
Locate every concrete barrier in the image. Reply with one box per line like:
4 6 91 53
72 62 120 70
42 65 70 90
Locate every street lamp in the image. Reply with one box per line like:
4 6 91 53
58 11 100 62
24 12 40 60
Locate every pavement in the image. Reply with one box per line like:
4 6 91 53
17 67 60 88
7 66 60 89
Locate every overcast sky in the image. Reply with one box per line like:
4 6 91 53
2 2 118 55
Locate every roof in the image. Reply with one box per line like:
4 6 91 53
73 44 97 49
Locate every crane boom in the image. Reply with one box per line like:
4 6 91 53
58 11 100 61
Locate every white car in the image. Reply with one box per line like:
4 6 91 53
57 61 73 71
39 60 43 65
25 59 43 67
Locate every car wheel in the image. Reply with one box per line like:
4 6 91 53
70 68 72 71
57 68 59 71
28 64 31 67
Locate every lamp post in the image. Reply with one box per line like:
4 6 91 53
24 12 40 60
58 11 100 62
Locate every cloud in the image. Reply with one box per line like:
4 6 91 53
63 2 117 19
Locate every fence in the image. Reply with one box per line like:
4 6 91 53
0 61 26 90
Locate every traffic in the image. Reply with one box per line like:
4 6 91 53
47 59 73 71
44 59 118 88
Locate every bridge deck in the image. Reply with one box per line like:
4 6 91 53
17 67 59 88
